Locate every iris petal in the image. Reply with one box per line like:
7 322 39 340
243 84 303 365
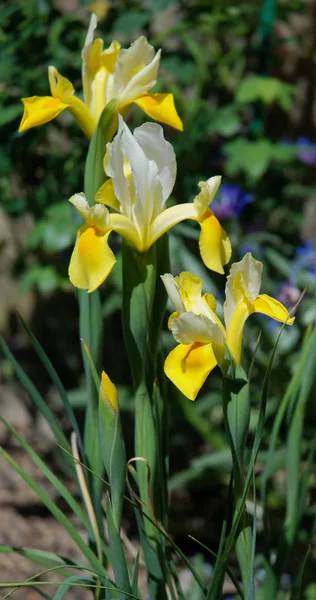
69 225 116 293
198 209 232 274
165 341 218 401
134 93 183 131
19 96 68 132
254 294 295 325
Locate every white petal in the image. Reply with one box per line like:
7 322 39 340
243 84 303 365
118 117 161 231
161 273 185 314
81 13 98 106
114 37 159 104
107 118 133 218
224 252 263 329
193 176 222 215
171 312 225 345
69 192 110 230
133 122 176 209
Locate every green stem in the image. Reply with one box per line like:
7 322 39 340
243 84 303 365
222 377 252 597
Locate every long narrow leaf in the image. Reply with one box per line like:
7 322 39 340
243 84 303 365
0 417 92 534
17 313 83 454
0 337 71 461
0 446 107 579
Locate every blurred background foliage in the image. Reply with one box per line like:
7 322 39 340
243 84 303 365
1 0 316 595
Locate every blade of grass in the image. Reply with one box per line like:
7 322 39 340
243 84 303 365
0 546 83 577
0 446 107 579
17 313 83 454
0 417 92 535
0 337 71 463
52 576 94 600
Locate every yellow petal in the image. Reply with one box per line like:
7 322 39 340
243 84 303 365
48 67 75 102
254 294 295 325
164 341 217 401
133 93 183 131
69 225 116 293
100 371 117 411
198 208 232 274
95 179 120 210
19 96 68 132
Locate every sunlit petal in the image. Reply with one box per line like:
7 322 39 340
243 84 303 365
193 176 222 215
69 225 116 292
134 93 183 131
19 96 68 132
224 252 263 330
81 13 99 107
254 294 295 325
69 193 110 230
170 312 225 345
114 37 158 104
165 342 218 401
133 121 176 205
198 209 232 274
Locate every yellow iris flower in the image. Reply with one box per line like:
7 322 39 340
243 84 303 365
161 252 295 400
68 117 231 293
18 14 182 138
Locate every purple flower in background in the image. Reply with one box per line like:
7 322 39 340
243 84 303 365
294 137 316 166
276 282 301 311
291 241 316 284
211 183 254 219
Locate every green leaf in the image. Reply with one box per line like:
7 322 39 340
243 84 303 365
0 336 71 464
0 446 107 579
106 496 131 598
112 12 151 33
236 76 295 111
0 546 81 577
223 139 295 180
99 377 126 530
0 104 22 126
18 313 83 454
52 576 94 600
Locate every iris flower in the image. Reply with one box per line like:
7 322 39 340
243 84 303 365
161 253 295 400
68 116 231 292
19 14 183 138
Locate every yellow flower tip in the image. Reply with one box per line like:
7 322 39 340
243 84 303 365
69 226 116 292
254 294 296 326
100 371 118 411
134 93 183 131
198 209 232 274
18 96 68 132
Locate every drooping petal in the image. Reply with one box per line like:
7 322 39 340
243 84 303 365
224 252 263 330
165 342 218 401
254 294 295 325
19 96 68 132
69 193 110 230
48 66 75 102
49 65 96 138
198 208 232 274
69 225 116 292
133 93 183 131
114 37 159 105
193 176 222 215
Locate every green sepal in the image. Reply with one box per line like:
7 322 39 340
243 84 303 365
84 98 119 206
99 382 126 530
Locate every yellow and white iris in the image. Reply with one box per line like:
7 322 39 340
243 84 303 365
162 253 295 400
68 116 231 292
19 14 182 138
